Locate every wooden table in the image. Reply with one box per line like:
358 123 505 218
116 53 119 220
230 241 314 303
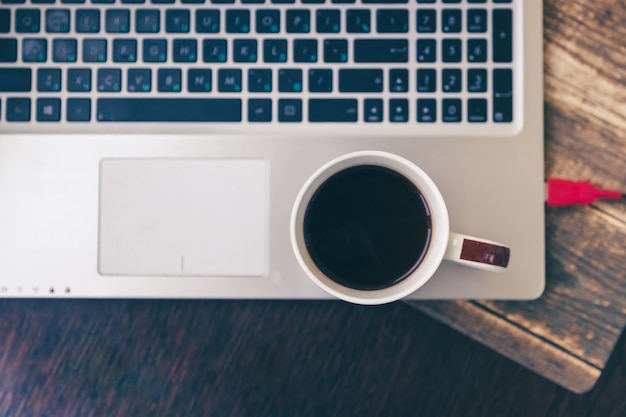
0 3 623 413
407 0 626 393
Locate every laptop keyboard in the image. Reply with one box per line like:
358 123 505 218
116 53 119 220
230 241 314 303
0 0 516 134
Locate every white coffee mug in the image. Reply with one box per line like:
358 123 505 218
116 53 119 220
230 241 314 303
290 151 510 305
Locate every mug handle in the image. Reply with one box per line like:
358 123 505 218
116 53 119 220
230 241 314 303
444 233 510 272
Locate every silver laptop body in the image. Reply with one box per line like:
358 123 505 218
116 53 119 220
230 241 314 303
0 0 544 299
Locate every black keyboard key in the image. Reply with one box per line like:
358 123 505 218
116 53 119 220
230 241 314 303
158 69 182 92
218 69 242 92
173 39 197 62
46 9 70 33
16 9 41 33
167 9 190 33
113 39 137 62
37 68 61 92
468 98 487 122
442 39 461 62
355 39 408 63
416 9 436 33
278 99 302 122
442 98 461 122
151 0 174 3
196 10 219 33
203 39 227 62
346 9 370 33
339 69 383 92
121 0 146 3
264 39 287 62
417 99 436 122
441 9 461 32
323 39 347 62
309 99 357 122
0 68 31 92
467 39 487 62
316 9 340 33
67 98 91 122
83 39 107 62
286 10 310 33
53 39 77 62
127 68 151 92
256 9 279 33
279 69 302 92
272 0 294 3
106 9 130 33
165 9 191 33
136 9 160 33
376 9 408 33
76 9 100 33
416 39 436 62
293 39 318 63
0 39 17 62
97 68 121 92
363 98 383 122
248 99 272 122
37 98 61 122
416 68 436 92
68 68 92 92
467 9 487 33
442 69 461 92
97 98 242 122
248 69 272 92
233 39 257 63
210 0 234 2
363 0 407 3
308 69 332 92
143 39 167 62
188 69 211 92
493 68 512 122
467 68 487 92
493 9 512 62
389 99 408 123
6 98 31 122
389 68 408 92
493 68 512 97
0 9 10 33
22 38 47 62
2 0 25 3
226 9 250 33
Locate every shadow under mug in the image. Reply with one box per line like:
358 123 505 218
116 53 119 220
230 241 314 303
290 151 510 305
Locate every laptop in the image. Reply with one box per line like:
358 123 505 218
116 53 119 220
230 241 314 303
0 0 544 300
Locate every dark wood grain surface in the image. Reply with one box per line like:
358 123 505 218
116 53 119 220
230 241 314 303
407 0 626 393
3 299 626 417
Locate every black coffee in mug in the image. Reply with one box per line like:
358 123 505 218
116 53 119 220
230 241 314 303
303 165 432 291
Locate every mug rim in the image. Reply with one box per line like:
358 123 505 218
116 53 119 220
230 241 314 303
290 151 450 305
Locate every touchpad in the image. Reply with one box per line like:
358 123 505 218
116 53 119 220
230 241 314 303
99 159 267 277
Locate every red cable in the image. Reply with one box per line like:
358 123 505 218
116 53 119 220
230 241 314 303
546 178 625 207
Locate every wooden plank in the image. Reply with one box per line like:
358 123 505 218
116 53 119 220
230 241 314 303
408 300 601 394
410 0 626 393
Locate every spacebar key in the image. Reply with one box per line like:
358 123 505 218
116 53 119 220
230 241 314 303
97 98 242 122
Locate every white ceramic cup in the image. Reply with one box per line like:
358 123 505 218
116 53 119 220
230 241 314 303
290 151 510 305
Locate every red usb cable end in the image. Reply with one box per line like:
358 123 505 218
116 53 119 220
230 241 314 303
546 178 624 207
